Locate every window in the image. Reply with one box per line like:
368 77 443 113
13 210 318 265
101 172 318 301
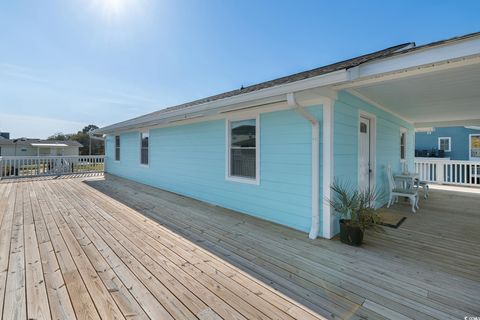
227 118 258 183
438 137 451 152
115 135 120 161
470 134 480 160
400 129 407 161
140 131 149 165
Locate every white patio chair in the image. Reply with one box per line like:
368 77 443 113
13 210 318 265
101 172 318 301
386 165 419 213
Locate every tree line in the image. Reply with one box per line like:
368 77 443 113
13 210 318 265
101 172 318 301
48 124 104 155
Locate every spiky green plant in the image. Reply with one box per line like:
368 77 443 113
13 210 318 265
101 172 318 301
328 180 384 231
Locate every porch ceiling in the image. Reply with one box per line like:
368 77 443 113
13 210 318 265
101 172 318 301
351 62 480 127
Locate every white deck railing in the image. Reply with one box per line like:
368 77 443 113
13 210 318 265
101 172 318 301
414 157 480 186
0 155 105 179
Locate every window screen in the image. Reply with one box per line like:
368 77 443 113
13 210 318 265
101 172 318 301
229 119 256 179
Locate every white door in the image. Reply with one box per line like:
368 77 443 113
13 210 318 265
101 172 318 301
359 117 371 190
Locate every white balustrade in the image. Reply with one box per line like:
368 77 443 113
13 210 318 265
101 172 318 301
0 155 104 179
415 157 480 186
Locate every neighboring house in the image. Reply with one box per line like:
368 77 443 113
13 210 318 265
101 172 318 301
95 32 480 239
415 126 480 160
0 137 82 156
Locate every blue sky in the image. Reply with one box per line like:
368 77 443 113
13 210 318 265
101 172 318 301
0 0 479 138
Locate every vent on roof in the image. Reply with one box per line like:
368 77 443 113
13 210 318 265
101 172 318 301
394 42 416 52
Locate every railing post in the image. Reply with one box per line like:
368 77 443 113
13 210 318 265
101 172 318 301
437 161 444 184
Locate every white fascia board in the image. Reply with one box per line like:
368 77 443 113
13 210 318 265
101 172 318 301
30 143 69 147
96 70 349 134
359 36 480 77
342 36 480 88
415 119 480 128
415 127 434 133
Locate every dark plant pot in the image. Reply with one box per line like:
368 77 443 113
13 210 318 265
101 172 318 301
339 219 364 246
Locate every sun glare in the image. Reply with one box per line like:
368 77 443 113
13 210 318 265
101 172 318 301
90 0 133 20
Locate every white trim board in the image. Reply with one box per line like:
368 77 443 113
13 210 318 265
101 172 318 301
322 98 334 239
358 110 377 193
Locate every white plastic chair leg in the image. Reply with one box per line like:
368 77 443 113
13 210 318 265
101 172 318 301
411 197 416 213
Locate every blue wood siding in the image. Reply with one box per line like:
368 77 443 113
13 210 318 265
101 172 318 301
333 91 414 234
415 126 480 160
105 92 413 237
106 106 323 233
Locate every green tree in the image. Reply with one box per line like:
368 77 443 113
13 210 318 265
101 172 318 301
47 132 71 141
48 125 104 155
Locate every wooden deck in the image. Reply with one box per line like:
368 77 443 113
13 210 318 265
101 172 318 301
0 175 479 319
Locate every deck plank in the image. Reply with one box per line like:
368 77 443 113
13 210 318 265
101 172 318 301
39 182 125 320
86 174 480 319
24 182 51 320
35 182 101 320
42 180 170 320
59 179 296 319
69 179 368 318
3 182 27 319
44 182 150 320
1 174 479 320
68 180 348 320
29 182 77 320
0 183 15 318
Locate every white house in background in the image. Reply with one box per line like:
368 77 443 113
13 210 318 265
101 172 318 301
0 137 82 156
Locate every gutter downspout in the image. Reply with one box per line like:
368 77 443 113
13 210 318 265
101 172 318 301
287 93 320 239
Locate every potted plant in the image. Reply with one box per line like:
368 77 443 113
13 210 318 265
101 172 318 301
328 180 383 246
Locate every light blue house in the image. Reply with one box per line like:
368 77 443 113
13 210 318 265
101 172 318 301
415 126 480 160
95 32 480 239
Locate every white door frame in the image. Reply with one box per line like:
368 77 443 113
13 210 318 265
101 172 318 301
358 111 376 191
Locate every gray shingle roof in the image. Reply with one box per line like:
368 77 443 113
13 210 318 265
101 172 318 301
0 137 13 145
122 43 412 124
95 31 480 134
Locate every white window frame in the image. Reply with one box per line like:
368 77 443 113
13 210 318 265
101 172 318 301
469 134 480 161
400 127 407 163
114 135 121 162
139 130 149 167
438 137 451 152
225 114 260 185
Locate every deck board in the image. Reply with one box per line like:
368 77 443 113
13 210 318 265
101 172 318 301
0 175 479 319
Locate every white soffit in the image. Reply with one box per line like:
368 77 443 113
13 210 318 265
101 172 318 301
353 62 480 126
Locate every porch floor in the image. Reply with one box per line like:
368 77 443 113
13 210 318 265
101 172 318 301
0 175 479 319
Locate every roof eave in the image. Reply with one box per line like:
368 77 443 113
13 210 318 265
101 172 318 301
95 31 480 135
94 69 349 135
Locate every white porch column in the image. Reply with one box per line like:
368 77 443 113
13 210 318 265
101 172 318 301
322 98 334 239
